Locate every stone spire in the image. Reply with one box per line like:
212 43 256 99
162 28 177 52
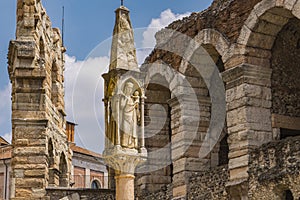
103 5 147 200
109 6 139 71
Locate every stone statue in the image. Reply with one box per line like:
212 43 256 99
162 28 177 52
120 13 131 31
120 82 140 149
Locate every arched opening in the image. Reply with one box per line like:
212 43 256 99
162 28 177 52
91 180 101 189
284 189 294 200
48 138 54 167
59 152 68 187
48 138 56 186
270 17 300 139
51 62 59 106
232 5 300 199
39 37 45 60
189 44 228 168
242 6 300 132
218 133 229 166
202 44 225 73
203 44 228 167
137 73 172 194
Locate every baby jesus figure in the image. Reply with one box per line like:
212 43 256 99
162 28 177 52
132 91 141 124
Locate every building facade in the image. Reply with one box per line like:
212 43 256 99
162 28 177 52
4 0 300 199
71 145 108 190
0 123 108 200
7 0 71 199
136 0 300 199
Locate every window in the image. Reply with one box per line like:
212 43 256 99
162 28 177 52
59 153 68 187
91 180 101 189
39 38 45 60
48 139 54 167
51 62 59 106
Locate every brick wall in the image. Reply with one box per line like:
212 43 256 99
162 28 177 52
74 167 86 188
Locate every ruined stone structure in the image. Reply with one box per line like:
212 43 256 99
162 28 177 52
7 0 72 199
5 0 300 199
0 125 110 199
132 0 300 199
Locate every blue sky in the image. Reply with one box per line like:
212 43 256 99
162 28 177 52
0 0 213 152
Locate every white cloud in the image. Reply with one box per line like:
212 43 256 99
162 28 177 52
64 54 109 153
2 132 12 144
0 84 12 140
0 84 11 110
142 9 190 48
0 9 191 153
136 9 190 65
63 9 191 153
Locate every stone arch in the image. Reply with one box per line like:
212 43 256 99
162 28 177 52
269 16 300 139
177 32 227 163
273 185 296 199
143 30 227 196
179 28 230 75
118 77 142 94
59 152 68 187
237 0 300 59
237 0 300 139
144 62 175 89
91 179 102 189
176 30 228 162
234 0 300 136
140 28 228 199
225 1 300 196
191 29 230 61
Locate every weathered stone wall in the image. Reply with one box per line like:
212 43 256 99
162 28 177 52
187 166 229 200
7 0 300 199
145 0 262 69
47 188 115 200
140 60 219 198
249 136 300 199
271 18 300 117
141 166 229 200
7 0 71 199
141 0 300 198
136 80 172 194
138 184 172 200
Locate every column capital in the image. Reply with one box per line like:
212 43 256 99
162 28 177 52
103 147 147 175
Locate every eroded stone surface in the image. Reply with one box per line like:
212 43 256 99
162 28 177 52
8 0 71 199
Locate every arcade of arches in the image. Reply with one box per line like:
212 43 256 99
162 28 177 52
6 0 300 199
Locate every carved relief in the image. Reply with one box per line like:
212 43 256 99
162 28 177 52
106 79 145 150
119 82 140 148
